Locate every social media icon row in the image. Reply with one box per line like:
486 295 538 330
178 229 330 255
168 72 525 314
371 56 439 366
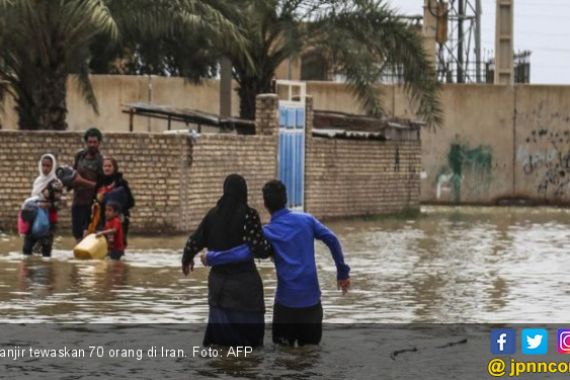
491 329 570 355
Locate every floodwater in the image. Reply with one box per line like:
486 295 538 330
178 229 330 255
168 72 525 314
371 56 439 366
0 206 568 324
0 206 569 378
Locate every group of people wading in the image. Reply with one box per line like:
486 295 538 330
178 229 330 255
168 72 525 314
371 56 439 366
19 128 351 348
19 128 134 260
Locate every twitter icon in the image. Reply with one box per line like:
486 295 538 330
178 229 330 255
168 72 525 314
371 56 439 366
522 329 548 355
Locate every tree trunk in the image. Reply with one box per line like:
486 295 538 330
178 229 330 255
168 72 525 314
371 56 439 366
237 72 274 120
237 78 258 120
17 45 68 130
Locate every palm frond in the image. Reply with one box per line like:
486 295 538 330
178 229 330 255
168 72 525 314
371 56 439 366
73 47 99 114
61 0 118 49
0 0 119 128
106 0 253 75
313 0 442 127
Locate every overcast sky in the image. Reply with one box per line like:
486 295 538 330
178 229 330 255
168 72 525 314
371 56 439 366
390 0 570 84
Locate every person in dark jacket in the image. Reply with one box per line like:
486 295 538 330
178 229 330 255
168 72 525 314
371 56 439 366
181 174 273 347
94 156 135 246
71 128 103 242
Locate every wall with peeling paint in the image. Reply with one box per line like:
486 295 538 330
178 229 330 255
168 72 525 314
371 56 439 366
308 83 570 204
513 86 570 203
419 86 515 204
418 85 570 205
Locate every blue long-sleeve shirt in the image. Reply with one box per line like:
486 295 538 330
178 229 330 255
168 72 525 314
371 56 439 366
207 208 350 308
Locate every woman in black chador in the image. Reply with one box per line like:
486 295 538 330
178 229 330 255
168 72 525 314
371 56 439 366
181 174 273 347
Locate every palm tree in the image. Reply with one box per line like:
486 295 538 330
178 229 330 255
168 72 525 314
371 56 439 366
0 0 117 130
96 0 244 78
89 27 220 79
313 0 442 127
219 0 309 121
0 0 244 130
221 0 442 127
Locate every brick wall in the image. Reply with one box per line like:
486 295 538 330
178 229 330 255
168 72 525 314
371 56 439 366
0 131 191 233
184 134 277 226
0 130 277 233
305 138 421 219
304 95 421 219
0 94 420 234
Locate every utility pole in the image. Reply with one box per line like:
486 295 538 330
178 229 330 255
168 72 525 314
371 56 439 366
494 0 514 84
423 0 438 69
457 0 464 83
475 0 482 83
427 0 482 83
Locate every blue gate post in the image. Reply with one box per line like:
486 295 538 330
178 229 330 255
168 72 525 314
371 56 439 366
278 102 306 209
303 96 313 213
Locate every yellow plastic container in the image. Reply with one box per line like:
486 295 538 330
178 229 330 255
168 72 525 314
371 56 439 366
73 234 108 260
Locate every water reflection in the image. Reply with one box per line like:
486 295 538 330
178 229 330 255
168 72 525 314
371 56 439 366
0 206 570 323
17 258 55 294
69 260 128 298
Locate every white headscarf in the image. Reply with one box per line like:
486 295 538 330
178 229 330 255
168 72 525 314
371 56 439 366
31 153 57 199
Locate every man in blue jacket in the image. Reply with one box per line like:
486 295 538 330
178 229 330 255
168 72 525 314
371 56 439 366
203 180 350 346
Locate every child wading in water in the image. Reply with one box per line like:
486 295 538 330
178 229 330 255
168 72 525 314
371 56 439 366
21 154 63 257
96 202 125 260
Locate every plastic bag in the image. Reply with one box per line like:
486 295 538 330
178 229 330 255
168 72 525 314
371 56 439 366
19 197 38 235
31 208 50 238
17 211 30 235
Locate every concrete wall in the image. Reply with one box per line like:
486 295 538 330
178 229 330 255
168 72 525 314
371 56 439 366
420 85 515 204
307 82 570 205
514 86 570 203
306 82 395 116
0 75 240 132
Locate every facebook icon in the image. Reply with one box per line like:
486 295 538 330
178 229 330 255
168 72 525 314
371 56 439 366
491 329 516 355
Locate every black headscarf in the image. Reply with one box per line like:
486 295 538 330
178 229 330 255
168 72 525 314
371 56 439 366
99 172 122 186
193 174 249 252
215 174 248 239
218 173 247 212
184 174 266 312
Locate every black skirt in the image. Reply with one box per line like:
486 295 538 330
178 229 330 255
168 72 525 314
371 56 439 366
208 264 265 312
204 306 265 347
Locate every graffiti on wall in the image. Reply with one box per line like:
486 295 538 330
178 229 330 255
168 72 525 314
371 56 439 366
518 129 570 197
435 143 493 202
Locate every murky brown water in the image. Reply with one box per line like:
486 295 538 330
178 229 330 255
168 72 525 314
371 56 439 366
1 206 569 378
0 206 568 324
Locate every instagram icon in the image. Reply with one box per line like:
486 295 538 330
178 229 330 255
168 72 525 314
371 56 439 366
558 329 570 354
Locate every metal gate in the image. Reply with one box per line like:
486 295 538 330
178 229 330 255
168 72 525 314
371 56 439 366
277 81 306 210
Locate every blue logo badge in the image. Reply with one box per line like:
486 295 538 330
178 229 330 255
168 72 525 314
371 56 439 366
491 329 516 355
522 329 548 355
